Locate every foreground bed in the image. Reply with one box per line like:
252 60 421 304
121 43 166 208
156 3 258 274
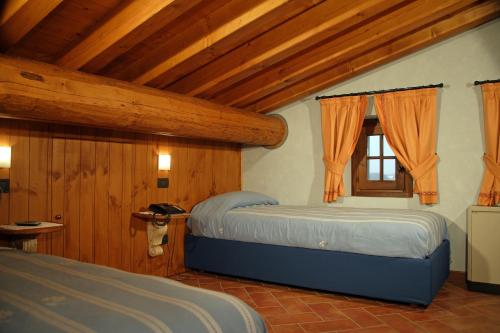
0 249 266 333
185 191 450 306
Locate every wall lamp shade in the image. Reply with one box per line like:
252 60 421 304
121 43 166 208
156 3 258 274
158 154 171 171
0 147 11 168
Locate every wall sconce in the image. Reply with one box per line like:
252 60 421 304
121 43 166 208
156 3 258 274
157 154 171 189
0 146 11 194
158 154 171 171
0 146 11 168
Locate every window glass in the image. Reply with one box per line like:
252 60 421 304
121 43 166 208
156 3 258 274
367 135 380 157
367 159 380 180
383 137 395 156
383 159 396 181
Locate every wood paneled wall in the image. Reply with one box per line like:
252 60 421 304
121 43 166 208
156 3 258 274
0 119 241 275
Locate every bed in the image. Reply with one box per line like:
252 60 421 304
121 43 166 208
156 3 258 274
185 191 450 306
0 248 266 333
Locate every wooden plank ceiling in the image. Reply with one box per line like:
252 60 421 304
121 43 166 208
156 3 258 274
1 0 499 114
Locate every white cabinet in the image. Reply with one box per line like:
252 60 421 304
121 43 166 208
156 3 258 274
467 205 500 293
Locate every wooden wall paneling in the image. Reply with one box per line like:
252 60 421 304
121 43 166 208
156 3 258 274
0 120 10 225
132 134 150 274
158 136 174 276
49 134 65 256
212 143 242 194
9 122 30 225
28 123 50 254
0 119 242 275
186 141 213 209
79 129 96 263
108 138 124 269
167 219 184 276
169 138 189 209
148 135 165 276
63 133 81 260
121 138 133 271
94 138 110 265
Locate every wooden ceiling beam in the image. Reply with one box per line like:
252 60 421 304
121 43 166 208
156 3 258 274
248 0 500 113
56 0 190 71
133 0 290 85
216 0 477 107
101 0 232 81
146 0 323 89
0 55 287 147
0 0 62 51
167 0 405 97
81 0 203 74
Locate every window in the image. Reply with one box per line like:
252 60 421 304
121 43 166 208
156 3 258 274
351 118 412 197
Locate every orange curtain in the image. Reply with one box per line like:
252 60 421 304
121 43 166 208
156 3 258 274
477 83 500 206
320 96 367 202
374 88 439 204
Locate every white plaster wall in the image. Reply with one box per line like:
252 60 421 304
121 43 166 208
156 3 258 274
242 19 500 272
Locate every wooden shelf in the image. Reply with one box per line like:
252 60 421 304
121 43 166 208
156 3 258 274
0 222 64 235
0 222 64 252
132 212 190 221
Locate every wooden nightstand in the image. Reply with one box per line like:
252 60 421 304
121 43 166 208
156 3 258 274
132 212 190 276
0 222 64 252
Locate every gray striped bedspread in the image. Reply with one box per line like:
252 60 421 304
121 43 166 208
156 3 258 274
191 205 448 259
0 249 266 333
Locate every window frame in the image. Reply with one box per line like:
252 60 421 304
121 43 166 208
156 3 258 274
351 118 413 198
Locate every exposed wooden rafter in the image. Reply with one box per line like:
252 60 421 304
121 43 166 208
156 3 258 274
167 0 405 97
248 0 500 113
56 0 197 71
214 0 477 107
1 0 499 115
0 56 287 147
133 0 290 85
0 0 62 50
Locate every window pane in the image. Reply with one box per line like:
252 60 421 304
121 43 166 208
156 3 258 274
383 136 395 156
367 159 380 180
367 135 380 157
383 159 396 181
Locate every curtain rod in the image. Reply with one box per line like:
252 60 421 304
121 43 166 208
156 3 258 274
474 79 500 85
315 83 444 100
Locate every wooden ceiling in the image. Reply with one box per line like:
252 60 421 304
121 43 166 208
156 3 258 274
1 0 499 114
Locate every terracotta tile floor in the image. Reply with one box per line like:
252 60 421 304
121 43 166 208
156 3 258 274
171 271 500 333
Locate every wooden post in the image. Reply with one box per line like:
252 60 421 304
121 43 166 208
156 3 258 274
0 55 287 147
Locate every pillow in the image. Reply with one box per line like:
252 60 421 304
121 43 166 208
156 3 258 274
188 191 278 235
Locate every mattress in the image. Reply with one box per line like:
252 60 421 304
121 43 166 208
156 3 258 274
189 193 448 259
0 249 266 333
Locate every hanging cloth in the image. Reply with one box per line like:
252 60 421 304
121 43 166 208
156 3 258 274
374 88 439 204
477 83 500 206
320 96 367 202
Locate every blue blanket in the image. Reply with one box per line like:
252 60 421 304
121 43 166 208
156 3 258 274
0 249 266 333
189 192 448 259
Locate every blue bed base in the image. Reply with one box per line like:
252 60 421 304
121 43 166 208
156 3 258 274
185 236 450 306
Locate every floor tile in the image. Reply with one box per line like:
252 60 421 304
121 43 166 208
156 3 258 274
341 308 383 327
174 270 500 332
300 318 359 332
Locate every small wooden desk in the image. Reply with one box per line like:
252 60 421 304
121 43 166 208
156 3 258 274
0 222 64 252
132 212 190 276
